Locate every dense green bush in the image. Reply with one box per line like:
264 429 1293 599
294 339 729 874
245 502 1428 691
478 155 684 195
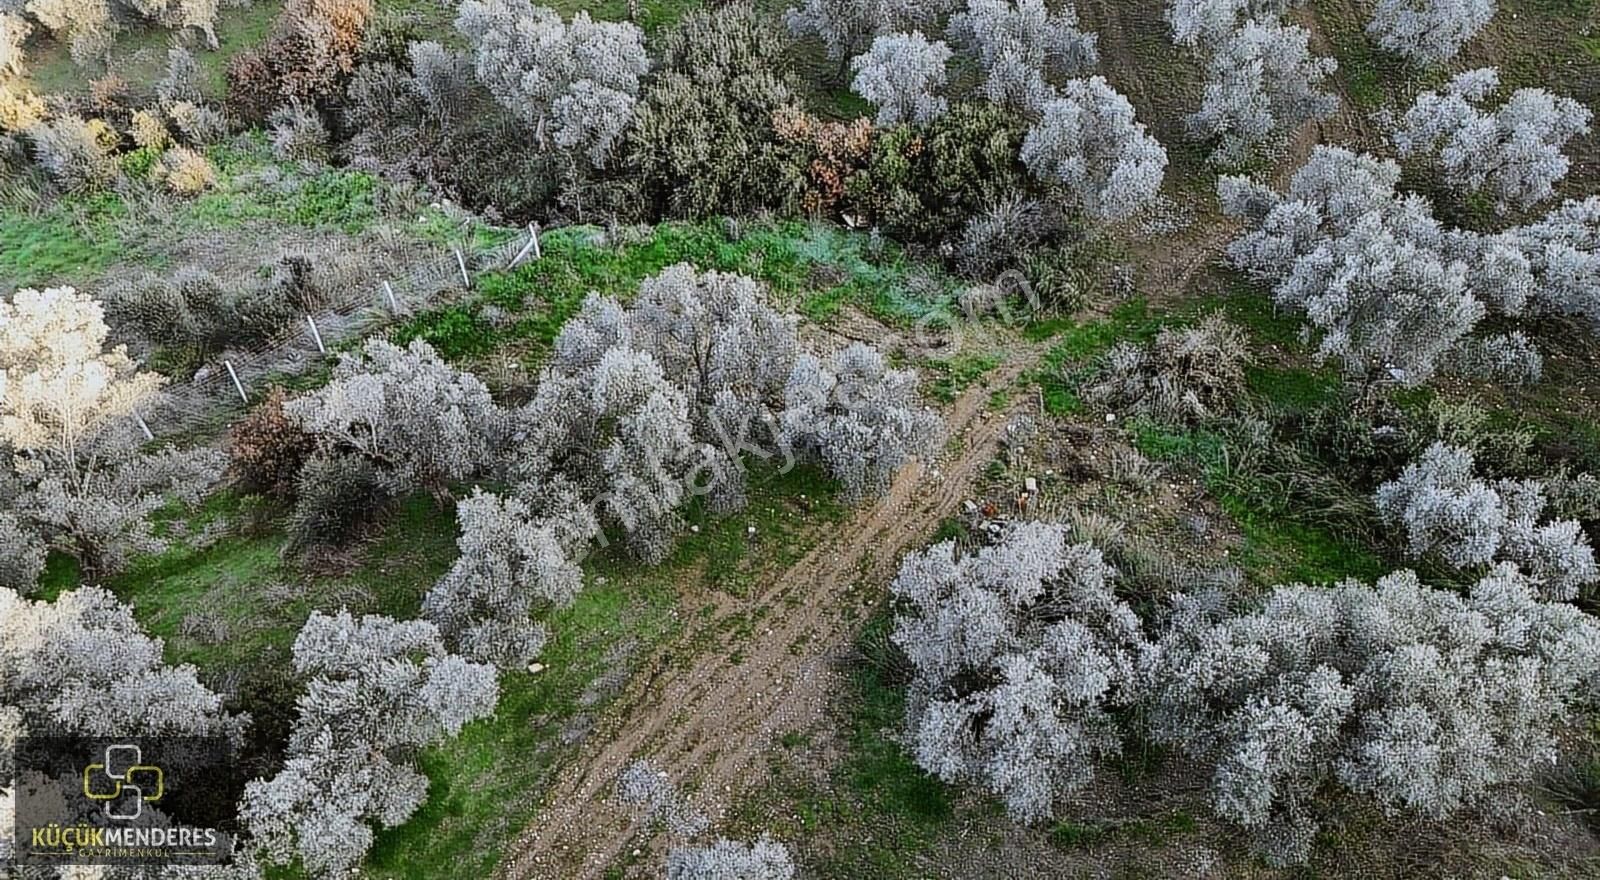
847 103 1030 245
629 2 802 220
286 451 388 550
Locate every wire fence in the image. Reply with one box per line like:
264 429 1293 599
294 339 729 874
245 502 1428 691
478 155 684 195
139 223 544 441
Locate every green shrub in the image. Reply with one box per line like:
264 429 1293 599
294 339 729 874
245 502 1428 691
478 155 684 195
630 2 802 219
287 452 388 551
847 103 1030 245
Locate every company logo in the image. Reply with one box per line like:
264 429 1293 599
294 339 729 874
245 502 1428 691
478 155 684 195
12 735 239 867
82 744 165 821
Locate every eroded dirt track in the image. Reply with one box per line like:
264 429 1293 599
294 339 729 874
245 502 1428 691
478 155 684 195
499 350 1046 880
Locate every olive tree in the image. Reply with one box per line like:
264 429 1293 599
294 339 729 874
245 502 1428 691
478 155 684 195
1368 0 1494 66
0 287 225 582
667 837 797 880
948 0 1098 115
239 610 498 878
1218 147 1550 385
1275 210 1484 383
421 490 588 670
1021 76 1168 222
455 0 648 167
283 338 509 497
780 342 943 503
784 0 950 65
518 332 701 564
1376 442 1599 600
0 585 238 739
850 31 952 127
1498 196 1600 329
1188 21 1337 165
1166 0 1301 47
1393 68 1591 213
891 522 1148 821
1143 567 1600 865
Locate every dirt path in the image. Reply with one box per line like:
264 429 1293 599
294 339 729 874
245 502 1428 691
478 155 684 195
498 348 1049 880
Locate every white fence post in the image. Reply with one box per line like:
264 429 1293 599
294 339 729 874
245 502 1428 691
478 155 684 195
224 361 248 404
134 414 154 442
306 315 326 354
454 247 471 288
509 224 541 268
383 280 400 312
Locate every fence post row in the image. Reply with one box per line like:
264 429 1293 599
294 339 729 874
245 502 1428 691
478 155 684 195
143 234 550 435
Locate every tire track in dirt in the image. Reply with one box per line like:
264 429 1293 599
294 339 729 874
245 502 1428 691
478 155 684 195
499 348 1050 880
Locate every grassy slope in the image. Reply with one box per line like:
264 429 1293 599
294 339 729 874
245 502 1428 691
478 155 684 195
720 0 1600 874
1 135 385 291
53 213 931 879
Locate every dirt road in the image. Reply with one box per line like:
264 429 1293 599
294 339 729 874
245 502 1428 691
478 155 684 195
499 348 1046 880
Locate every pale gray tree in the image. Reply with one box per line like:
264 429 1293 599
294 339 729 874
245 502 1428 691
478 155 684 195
1144 567 1600 864
0 585 238 739
27 114 119 190
268 102 330 163
0 287 225 580
1376 442 1598 600
1274 210 1483 384
891 522 1148 821
156 45 205 107
1166 0 1301 46
630 264 800 414
1021 76 1168 222
408 40 476 122
0 514 44 594
1498 196 1600 329
1188 21 1337 165
519 326 701 563
421 489 588 670
667 836 797 880
1394 68 1591 212
455 0 648 167
1368 0 1494 66
784 0 952 64
948 0 1098 115
1218 147 1547 384
850 31 952 127
240 610 498 879
616 758 711 837
781 342 943 503
284 338 509 497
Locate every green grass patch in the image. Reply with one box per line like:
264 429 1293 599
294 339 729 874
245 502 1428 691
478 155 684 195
0 193 124 288
1034 298 1162 415
192 151 380 233
926 351 1002 403
1130 419 1385 585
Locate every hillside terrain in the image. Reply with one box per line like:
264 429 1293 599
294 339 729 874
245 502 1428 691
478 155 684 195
4 0 1600 878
